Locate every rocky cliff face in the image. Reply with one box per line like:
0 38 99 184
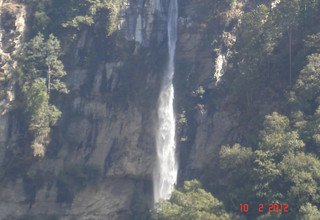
0 0 25 144
175 0 244 178
0 0 165 219
0 0 248 219
175 0 285 181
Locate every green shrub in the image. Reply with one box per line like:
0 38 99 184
61 0 126 35
152 180 233 220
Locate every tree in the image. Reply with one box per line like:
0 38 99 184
299 203 320 220
20 33 68 95
251 113 304 201
294 53 320 105
235 4 271 74
212 111 320 218
152 180 232 220
273 0 301 85
280 153 320 208
219 144 255 205
305 33 320 53
18 34 68 156
23 79 61 157
309 106 320 155
252 149 282 202
272 0 320 85
45 35 68 95
26 0 52 31
61 0 125 35
258 112 305 160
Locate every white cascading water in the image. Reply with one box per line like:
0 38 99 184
153 0 178 204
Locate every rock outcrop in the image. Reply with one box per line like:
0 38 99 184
0 1 25 147
0 0 163 219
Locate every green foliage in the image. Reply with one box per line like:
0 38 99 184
253 113 304 202
228 0 320 99
309 106 320 152
20 33 68 94
280 153 320 207
258 112 304 159
26 0 126 37
23 78 61 157
56 164 101 204
275 0 320 30
14 1 320 219
273 0 301 29
299 203 320 220
289 52 320 156
234 4 277 75
227 3 280 97
18 34 68 156
26 0 52 31
305 33 320 53
34 11 50 31
253 149 284 201
177 111 187 125
219 144 255 204
61 0 125 35
152 180 232 220
257 213 282 220
294 53 320 104
202 0 320 219
24 79 60 131
218 115 305 203
208 112 320 218
192 86 206 99
238 5 271 55
291 110 308 133
220 144 253 173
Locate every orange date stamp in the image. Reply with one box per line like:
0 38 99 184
239 203 289 213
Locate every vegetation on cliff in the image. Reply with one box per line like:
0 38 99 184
1 0 319 219
160 0 320 219
15 0 126 156
203 0 319 219
17 34 68 156
152 180 233 220
26 0 126 35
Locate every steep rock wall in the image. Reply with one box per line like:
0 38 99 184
0 0 25 144
0 0 165 219
0 0 260 219
175 0 285 182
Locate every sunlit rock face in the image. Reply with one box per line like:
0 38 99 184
0 1 25 115
120 0 166 46
0 0 165 219
0 1 25 156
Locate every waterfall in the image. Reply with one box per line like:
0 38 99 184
153 0 178 204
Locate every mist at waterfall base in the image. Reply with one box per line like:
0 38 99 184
153 0 178 204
